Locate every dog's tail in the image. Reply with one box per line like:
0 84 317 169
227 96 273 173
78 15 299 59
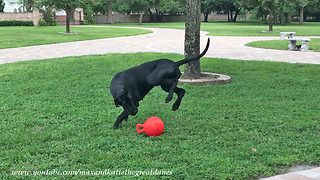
175 38 210 67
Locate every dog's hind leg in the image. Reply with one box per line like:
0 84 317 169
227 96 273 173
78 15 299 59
172 87 185 111
114 111 129 129
161 80 178 103
161 83 185 111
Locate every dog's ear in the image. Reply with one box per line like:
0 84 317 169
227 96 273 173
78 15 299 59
114 89 126 107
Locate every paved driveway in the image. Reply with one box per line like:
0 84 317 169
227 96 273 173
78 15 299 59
0 27 320 64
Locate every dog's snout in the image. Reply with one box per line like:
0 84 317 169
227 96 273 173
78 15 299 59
124 106 138 116
131 108 138 115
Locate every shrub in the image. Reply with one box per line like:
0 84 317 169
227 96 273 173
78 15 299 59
38 19 57 27
83 4 95 24
38 19 47 26
82 19 96 25
0 20 34 26
50 19 57 26
82 19 89 25
39 7 57 26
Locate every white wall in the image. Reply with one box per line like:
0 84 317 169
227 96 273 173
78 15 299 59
4 0 21 12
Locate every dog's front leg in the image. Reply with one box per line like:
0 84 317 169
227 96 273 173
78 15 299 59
114 111 129 129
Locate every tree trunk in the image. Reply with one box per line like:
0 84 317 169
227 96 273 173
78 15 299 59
299 6 304 25
274 12 278 24
203 12 209 22
263 13 267 22
233 7 242 22
183 0 201 79
138 13 143 25
148 10 154 22
286 13 292 23
155 11 164 22
106 1 113 24
65 7 72 33
268 15 273 31
267 4 274 31
230 11 234 22
280 12 285 25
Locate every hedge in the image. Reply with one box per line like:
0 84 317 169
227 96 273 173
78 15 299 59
0 20 34 26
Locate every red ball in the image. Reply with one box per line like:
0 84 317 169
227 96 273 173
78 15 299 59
136 117 164 136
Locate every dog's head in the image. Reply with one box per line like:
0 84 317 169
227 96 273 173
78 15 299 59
114 88 138 115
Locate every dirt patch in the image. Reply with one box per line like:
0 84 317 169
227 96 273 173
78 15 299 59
179 72 231 85
59 32 78 35
261 30 280 33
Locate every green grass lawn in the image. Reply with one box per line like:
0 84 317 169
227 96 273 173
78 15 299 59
0 26 151 49
202 21 320 36
1 53 320 179
106 21 320 36
247 38 320 52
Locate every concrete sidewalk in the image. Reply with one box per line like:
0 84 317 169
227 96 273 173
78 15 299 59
1 27 320 64
261 167 320 180
0 27 319 179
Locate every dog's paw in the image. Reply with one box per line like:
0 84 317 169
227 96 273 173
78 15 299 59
172 103 180 111
113 124 120 129
165 96 173 103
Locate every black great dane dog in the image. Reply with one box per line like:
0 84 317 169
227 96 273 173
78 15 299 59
110 38 210 128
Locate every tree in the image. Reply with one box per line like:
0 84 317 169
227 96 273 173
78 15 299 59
277 0 296 24
223 0 243 22
304 0 320 21
264 0 276 31
90 0 114 23
201 0 243 22
183 0 201 79
39 5 56 25
113 0 184 23
130 0 150 25
23 0 35 12
83 4 95 24
0 0 5 12
295 0 313 25
39 0 80 33
241 0 277 31
247 0 278 31
149 0 185 22
115 0 150 25
201 0 218 22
